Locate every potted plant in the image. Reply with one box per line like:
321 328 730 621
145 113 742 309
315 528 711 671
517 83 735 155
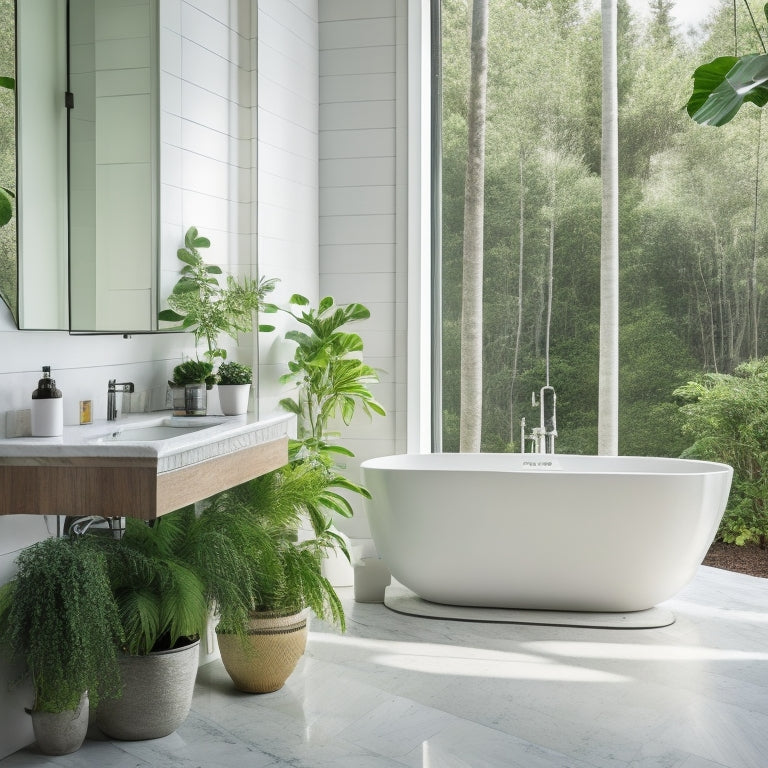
278 295 389 599
83 510 214 741
196 461 350 693
159 226 277 393
169 359 215 416
216 360 253 416
0 536 123 755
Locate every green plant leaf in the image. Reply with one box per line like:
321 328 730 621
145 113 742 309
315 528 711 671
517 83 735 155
258 323 276 332
158 309 185 322
172 278 199 294
688 54 768 126
205 265 223 274
318 296 334 314
177 249 199 267
0 189 12 227
289 294 310 306
0 76 14 90
279 397 302 414
191 236 211 249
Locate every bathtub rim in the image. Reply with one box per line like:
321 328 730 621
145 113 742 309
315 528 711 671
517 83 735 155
360 452 733 478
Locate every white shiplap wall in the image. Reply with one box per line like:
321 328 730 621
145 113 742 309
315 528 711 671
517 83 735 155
256 0 320 413
317 0 405 538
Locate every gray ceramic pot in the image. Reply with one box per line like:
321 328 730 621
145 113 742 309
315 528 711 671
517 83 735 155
29 691 89 755
95 639 199 740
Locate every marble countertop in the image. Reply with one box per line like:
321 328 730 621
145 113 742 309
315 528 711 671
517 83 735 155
0 411 296 474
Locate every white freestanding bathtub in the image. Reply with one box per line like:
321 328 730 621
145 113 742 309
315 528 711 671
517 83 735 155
361 453 733 612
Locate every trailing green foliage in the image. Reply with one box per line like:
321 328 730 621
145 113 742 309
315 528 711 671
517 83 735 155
675 358 768 546
202 461 349 634
0 536 123 713
216 361 253 386
278 294 385 464
159 226 278 364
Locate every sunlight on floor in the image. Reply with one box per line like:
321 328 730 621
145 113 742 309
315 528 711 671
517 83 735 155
521 641 768 662
311 633 629 682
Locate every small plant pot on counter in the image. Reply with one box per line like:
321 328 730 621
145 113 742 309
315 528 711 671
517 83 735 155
95 639 200 741
27 692 89 756
217 384 251 416
170 383 207 416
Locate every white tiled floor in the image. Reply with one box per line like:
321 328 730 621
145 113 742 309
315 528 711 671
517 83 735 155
3 566 768 767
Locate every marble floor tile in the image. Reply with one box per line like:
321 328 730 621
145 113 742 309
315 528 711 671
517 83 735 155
2 566 767 768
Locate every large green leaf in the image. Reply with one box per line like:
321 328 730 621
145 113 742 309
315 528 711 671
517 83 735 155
0 188 12 227
688 54 768 126
0 76 14 90
158 309 185 322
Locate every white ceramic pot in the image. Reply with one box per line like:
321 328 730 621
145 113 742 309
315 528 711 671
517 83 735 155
217 384 251 416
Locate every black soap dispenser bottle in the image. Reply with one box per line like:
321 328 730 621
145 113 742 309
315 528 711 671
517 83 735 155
31 366 63 437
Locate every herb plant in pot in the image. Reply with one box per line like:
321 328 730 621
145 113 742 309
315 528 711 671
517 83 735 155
196 461 349 693
0 536 123 755
216 361 252 416
169 359 215 416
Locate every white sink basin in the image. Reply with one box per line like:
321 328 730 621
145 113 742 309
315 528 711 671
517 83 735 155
97 418 225 443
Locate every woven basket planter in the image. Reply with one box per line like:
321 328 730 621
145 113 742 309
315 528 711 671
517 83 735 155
28 692 89 756
217 611 308 693
95 639 199 740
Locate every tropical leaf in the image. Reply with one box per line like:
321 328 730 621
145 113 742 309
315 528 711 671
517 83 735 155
688 54 768 126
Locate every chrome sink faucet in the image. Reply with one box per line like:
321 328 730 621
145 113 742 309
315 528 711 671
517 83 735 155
107 379 135 421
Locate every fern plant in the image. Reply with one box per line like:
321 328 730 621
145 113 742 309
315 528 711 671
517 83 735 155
158 226 278 365
83 510 210 655
0 536 123 713
199 461 350 634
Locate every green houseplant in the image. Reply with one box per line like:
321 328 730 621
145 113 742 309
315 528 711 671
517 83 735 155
279 294 385 464
159 226 277 364
160 226 276 416
216 361 253 415
0 536 123 755
278 294 388 598
169 359 215 416
196 461 350 693
82 510 217 740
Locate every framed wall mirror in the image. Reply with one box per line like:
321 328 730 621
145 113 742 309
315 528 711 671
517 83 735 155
3 0 159 332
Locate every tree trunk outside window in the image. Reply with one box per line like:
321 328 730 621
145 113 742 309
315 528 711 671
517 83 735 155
459 0 488 453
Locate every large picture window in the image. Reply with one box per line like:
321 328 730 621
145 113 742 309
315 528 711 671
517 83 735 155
437 0 767 455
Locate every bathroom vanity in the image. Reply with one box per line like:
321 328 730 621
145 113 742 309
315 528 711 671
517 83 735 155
0 413 294 520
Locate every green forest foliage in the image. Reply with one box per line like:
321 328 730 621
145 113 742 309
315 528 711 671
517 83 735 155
675 358 768 545
441 0 768 456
